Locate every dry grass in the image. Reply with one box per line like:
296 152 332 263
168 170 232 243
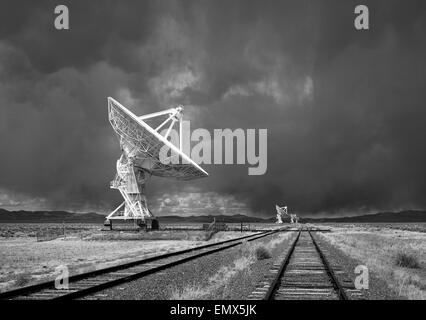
169 232 293 299
14 273 32 287
255 246 272 260
318 225 426 300
86 230 212 241
395 252 420 269
169 285 209 300
169 255 255 300
0 237 208 292
0 223 256 293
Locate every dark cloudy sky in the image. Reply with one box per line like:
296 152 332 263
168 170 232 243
0 0 425 217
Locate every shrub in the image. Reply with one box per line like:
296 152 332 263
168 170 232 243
395 252 420 269
238 240 250 255
255 246 272 260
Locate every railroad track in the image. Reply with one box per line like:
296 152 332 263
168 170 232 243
249 228 362 300
0 230 280 300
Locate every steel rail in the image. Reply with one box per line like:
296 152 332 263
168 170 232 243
264 229 302 300
308 230 348 300
264 228 349 300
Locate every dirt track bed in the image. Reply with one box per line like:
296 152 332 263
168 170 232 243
80 232 296 300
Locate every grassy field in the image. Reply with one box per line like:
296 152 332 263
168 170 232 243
316 223 426 300
168 232 295 299
318 222 426 233
0 223 255 292
1 222 425 299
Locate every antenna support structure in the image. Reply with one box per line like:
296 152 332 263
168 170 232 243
275 205 299 224
104 98 207 229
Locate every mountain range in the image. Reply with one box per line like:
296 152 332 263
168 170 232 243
0 208 425 223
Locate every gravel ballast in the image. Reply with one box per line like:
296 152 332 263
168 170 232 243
82 232 297 300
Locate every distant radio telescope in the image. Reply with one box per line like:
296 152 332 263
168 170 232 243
275 205 287 224
276 204 299 224
105 97 208 229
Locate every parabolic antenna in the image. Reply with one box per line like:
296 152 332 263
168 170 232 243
106 97 208 228
275 205 287 224
275 205 299 224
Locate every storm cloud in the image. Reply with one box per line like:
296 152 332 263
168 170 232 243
0 0 425 217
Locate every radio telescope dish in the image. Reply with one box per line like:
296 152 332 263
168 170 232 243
275 205 287 224
105 97 208 228
275 204 298 224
